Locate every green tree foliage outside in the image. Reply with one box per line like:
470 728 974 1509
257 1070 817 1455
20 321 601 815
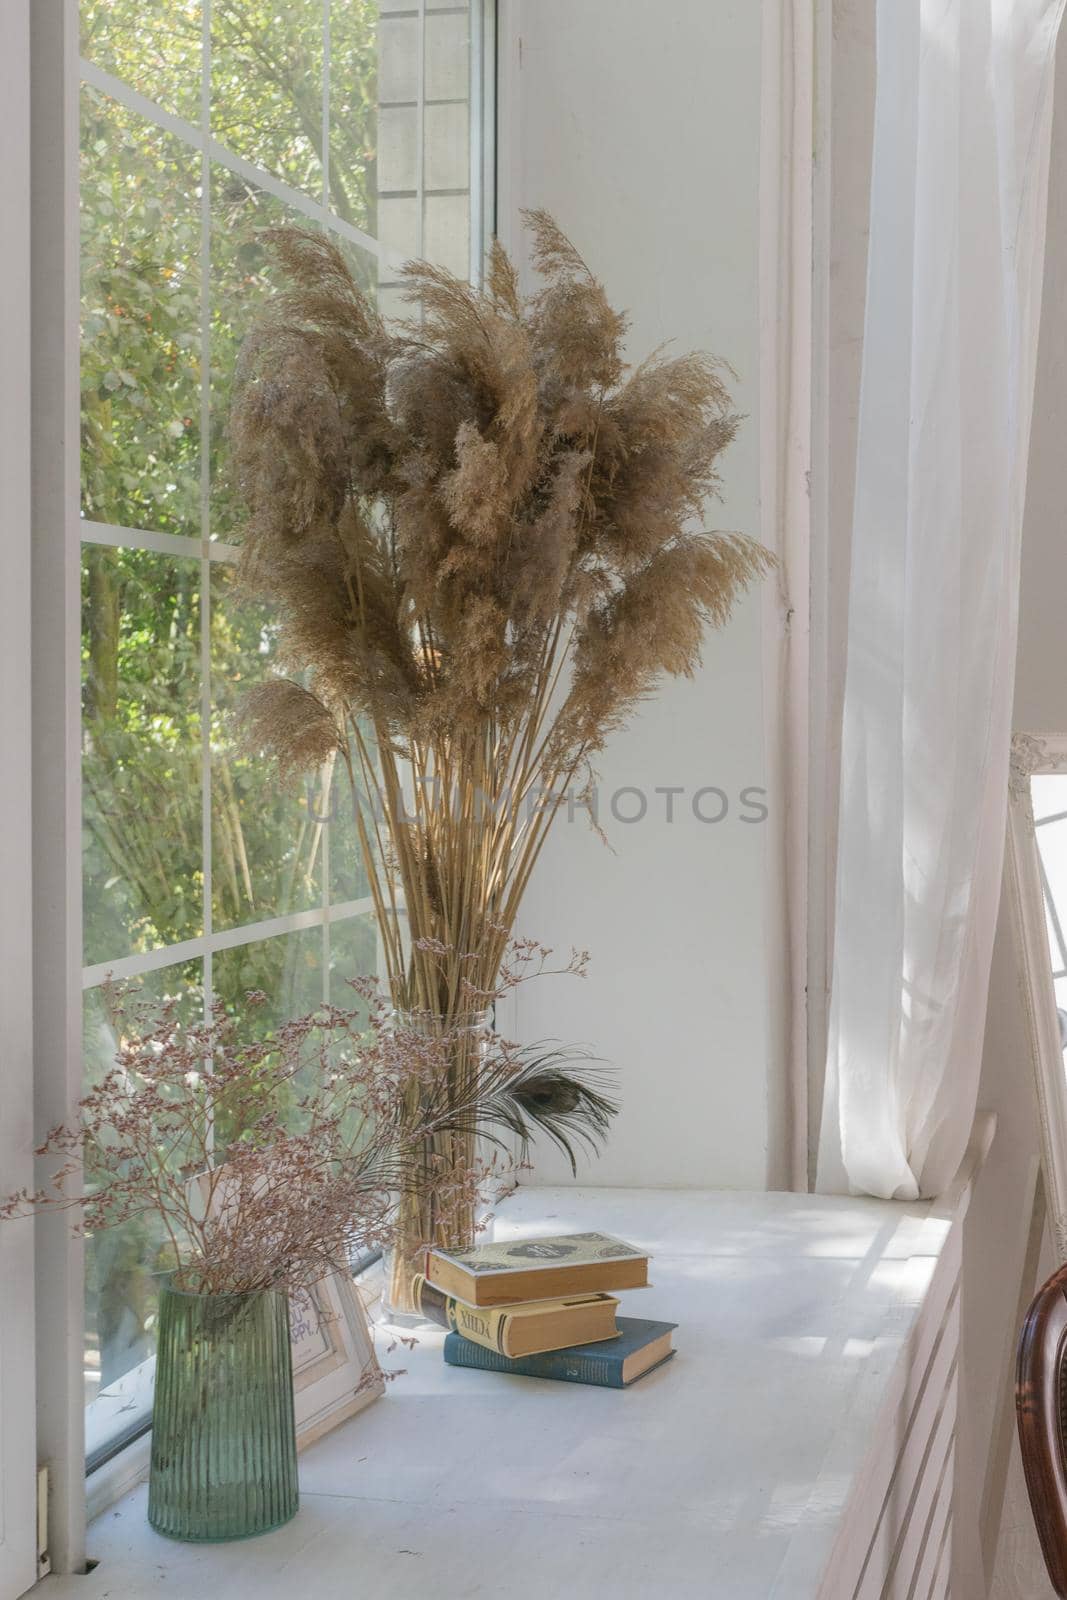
78 0 391 1416
80 0 381 967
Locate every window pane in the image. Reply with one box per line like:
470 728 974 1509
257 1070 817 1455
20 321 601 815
424 101 469 191
76 0 484 1480
81 0 203 124
376 2 473 280
378 13 418 103
211 0 326 203
81 87 201 537
1032 774 1067 823
329 0 381 233
210 567 323 929
82 547 203 966
209 172 291 540
215 927 325 1025
425 7 469 101
377 194 419 261
209 169 378 541
424 191 470 277
328 734 373 905
84 961 202 1464
328 912 378 1007
378 103 417 193
376 282 411 320
1037 805 1067 970
213 928 326 1147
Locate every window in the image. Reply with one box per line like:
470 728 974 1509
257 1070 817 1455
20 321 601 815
78 0 491 1468
1033 775 1067 1034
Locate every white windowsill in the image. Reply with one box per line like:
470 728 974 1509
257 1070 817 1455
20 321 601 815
86 1435 151 1528
44 1121 990 1599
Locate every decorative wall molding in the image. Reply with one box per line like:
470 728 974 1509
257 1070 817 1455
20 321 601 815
1010 729 1067 799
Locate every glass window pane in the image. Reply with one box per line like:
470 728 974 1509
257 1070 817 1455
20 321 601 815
425 8 469 102
328 0 380 232
378 14 419 104
376 282 410 321
1043 885 1064 976
423 191 469 277
213 930 335 1150
328 912 378 1007
215 927 325 1021
1038 815 1067 966
211 0 325 203
1033 774 1067 824
327 734 373 906
81 0 203 124
210 567 324 929
209 170 377 540
378 104 418 193
84 961 202 1464
81 87 201 537
76 0 484 1480
82 547 203 966
424 100 469 192
378 194 419 260
209 172 292 540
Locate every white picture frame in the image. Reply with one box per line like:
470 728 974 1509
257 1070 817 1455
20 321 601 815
189 1166 385 1447
290 1269 384 1450
1006 731 1067 1260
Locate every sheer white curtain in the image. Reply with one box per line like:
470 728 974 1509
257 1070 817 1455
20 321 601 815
818 0 1065 1200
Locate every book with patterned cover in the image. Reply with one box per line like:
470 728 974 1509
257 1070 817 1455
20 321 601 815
413 1274 619 1357
425 1231 650 1307
442 1317 677 1388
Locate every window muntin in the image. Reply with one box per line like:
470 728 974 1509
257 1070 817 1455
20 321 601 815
79 0 485 1468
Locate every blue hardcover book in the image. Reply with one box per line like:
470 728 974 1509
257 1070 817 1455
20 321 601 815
442 1316 677 1388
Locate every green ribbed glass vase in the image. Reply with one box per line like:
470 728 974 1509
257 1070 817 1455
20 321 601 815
148 1279 298 1542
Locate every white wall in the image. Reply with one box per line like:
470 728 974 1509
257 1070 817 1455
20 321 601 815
499 1 784 1189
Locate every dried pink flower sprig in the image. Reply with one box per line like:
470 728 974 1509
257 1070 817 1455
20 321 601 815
1 941 615 1299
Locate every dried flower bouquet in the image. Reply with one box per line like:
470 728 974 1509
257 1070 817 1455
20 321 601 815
2 957 612 1541
2 945 613 1301
230 212 770 1309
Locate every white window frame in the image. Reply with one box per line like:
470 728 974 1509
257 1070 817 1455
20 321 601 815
32 0 86 1580
23 0 497 1577
1 4 39 1597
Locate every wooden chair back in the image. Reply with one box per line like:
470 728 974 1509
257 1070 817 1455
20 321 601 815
1017 1261 1067 1596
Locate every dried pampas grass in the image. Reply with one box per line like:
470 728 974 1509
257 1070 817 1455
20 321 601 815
230 209 771 1307
229 210 771 1034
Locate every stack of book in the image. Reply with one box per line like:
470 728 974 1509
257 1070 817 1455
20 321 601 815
415 1230 676 1389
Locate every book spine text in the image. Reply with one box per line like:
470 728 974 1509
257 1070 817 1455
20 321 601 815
415 1276 509 1354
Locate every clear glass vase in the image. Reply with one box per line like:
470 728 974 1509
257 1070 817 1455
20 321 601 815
148 1278 298 1542
379 1008 489 1325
